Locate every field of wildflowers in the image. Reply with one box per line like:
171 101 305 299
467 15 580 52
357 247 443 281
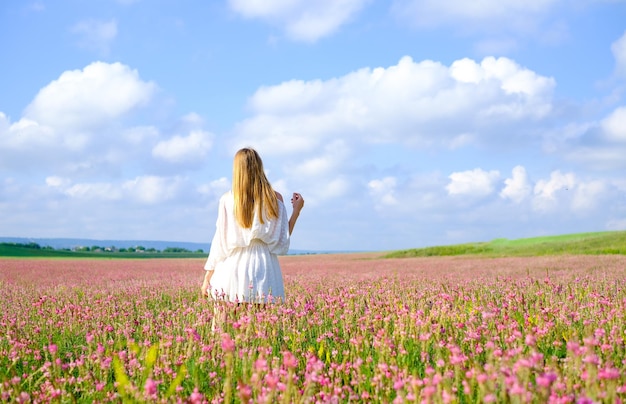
1 253 625 403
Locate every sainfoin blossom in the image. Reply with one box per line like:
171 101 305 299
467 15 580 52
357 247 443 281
0 254 624 402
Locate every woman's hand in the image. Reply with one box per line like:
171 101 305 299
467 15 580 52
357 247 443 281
291 193 304 213
201 270 213 297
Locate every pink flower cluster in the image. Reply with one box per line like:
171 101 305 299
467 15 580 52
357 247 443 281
0 254 625 402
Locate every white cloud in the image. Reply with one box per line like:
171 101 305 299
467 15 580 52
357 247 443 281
572 180 606 212
612 30 626 78
233 56 555 155
2 117 57 150
286 139 349 176
66 182 124 201
228 0 369 42
152 130 213 164
560 105 626 170
1 62 158 174
45 176 71 188
46 175 186 205
446 168 500 197
601 106 626 142
368 177 398 207
123 126 159 145
500 165 531 203
275 139 352 206
24 62 155 132
451 57 554 99
70 19 118 55
567 146 626 170
532 170 576 212
197 177 231 198
123 176 184 204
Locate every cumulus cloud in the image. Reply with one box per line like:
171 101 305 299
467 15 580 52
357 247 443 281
24 62 155 132
500 165 531 203
560 105 626 170
368 176 398 208
446 168 500 197
70 19 118 55
601 106 626 142
152 130 213 164
532 170 575 212
228 0 369 42
0 62 159 174
275 139 352 206
567 146 626 170
123 176 185 204
572 180 606 212
233 56 555 155
122 126 159 145
1 115 57 151
197 177 231 199
47 175 186 205
612 30 626 78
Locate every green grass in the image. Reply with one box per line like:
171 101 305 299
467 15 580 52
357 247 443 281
0 243 205 259
385 230 626 258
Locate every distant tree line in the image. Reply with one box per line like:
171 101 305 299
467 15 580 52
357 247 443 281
0 242 55 250
0 242 204 254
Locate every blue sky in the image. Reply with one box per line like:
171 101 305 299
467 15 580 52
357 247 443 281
1 0 625 251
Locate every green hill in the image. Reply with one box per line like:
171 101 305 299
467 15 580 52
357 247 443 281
385 231 626 258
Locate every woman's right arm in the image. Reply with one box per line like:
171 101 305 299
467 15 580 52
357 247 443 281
202 194 229 296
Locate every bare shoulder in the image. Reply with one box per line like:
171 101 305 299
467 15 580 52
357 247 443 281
274 191 284 202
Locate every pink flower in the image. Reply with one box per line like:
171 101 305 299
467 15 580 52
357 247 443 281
254 356 268 372
238 383 252 401
393 379 404 390
16 392 30 404
265 374 279 389
536 372 557 388
221 333 235 353
189 388 204 404
598 367 621 380
283 351 297 369
185 327 201 342
144 378 158 396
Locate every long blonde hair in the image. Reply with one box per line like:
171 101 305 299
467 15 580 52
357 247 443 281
232 148 279 228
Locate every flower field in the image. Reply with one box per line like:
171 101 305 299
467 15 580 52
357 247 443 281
1 253 625 403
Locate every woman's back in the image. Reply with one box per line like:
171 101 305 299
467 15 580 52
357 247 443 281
205 191 289 302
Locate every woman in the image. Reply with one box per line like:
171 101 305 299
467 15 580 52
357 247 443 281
201 148 304 303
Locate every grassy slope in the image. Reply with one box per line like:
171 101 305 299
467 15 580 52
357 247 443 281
0 244 204 259
385 231 626 258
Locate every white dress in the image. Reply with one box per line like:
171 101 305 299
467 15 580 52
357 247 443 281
204 191 290 303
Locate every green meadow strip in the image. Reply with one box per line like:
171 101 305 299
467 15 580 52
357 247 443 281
385 230 626 258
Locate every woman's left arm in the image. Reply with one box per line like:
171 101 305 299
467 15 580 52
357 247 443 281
289 193 304 236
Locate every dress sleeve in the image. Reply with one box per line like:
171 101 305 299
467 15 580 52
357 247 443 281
266 201 290 255
204 195 229 271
